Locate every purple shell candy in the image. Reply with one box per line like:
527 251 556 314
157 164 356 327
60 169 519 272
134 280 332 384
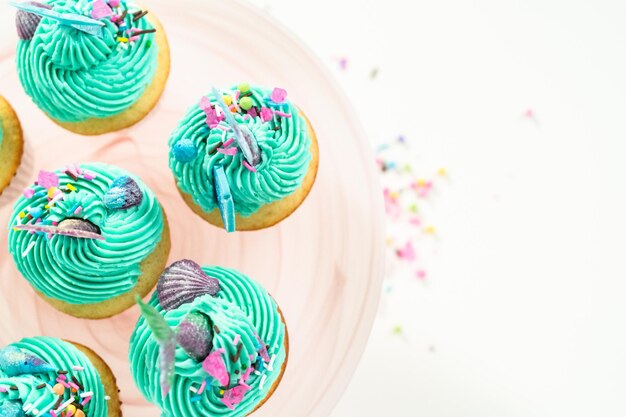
176 311 213 362
103 176 143 210
16 1 51 40
14 222 105 241
0 346 56 377
157 260 221 311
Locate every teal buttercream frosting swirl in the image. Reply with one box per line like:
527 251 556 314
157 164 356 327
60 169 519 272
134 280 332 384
7 163 164 305
0 337 108 416
169 84 313 217
16 0 159 123
130 266 287 417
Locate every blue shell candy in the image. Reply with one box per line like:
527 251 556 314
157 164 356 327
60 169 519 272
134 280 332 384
157 260 220 311
0 346 55 377
0 401 25 417
103 176 143 210
213 165 236 232
15 1 51 40
173 139 198 162
177 312 213 362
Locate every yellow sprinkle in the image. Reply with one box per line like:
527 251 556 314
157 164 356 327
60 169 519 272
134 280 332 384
219 390 225 395
18 212 26 219
437 167 447 177
424 225 436 235
44 205 50 209
47 187 57 198
223 95 232 106
67 184 77 191
66 404 77 414
117 37 129 43
389 191 399 199
416 179 427 187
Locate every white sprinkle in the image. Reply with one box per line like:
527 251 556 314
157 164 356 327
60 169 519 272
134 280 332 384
80 391 93 398
22 241 36 257
189 386 198 393
23 403 33 412
55 397 74 413
104 396 111 401
266 354 276 372
254 370 261 376
259 374 267 390
72 365 84 371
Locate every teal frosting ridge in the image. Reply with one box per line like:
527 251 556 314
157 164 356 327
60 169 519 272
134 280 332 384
7 162 165 305
130 266 287 417
16 0 159 123
169 84 313 217
0 337 108 416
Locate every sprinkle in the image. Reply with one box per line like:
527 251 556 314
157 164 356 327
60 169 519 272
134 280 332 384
222 138 234 148
260 107 273 122
133 28 156 36
217 147 238 156
23 188 35 198
273 110 292 118
208 141 224 155
56 378 70 388
23 404 33 413
232 335 240 346
22 241 36 257
68 381 80 391
79 391 92 398
266 354 276 372
230 343 243 363
189 386 198 393
197 379 207 395
242 160 257 173
213 325 220 334
81 396 92 406
82 172 96 181
424 225 436 235
67 184 77 192
104 396 110 401
132 10 148 21
91 0 113 19
270 87 288 103
190 396 202 403
437 167 447 177
38 170 59 189
54 397 75 414
117 37 129 42
71 376 84 391
259 374 267 390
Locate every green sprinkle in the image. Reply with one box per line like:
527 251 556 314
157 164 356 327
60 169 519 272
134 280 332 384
238 82 250 93
239 96 253 111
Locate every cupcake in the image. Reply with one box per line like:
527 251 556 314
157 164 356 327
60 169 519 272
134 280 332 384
130 260 288 416
14 0 170 135
0 96 24 196
169 83 319 232
0 336 121 416
8 162 171 319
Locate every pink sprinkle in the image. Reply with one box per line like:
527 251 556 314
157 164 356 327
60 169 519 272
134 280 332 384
202 348 229 386
109 0 120 6
524 108 534 118
273 110 292 118
396 241 416 261
74 206 83 215
222 138 234 148
270 87 288 103
247 107 258 118
68 381 79 390
81 396 92 406
38 170 59 189
416 270 427 280
260 107 273 122
56 378 70 388
91 0 113 19
58 374 67 381
215 124 229 131
0 387 7 393
129 35 139 42
242 161 257 173
23 188 35 199
83 172 96 181
217 147 238 156
199 96 211 110
197 379 207 395
221 385 250 410
339 57 348 70
50 411 57 417
232 335 240 346
409 217 421 226
234 90 240 100
52 221 58 226
66 409 74 417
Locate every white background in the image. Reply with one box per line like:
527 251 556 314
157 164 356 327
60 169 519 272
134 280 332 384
244 0 626 416
2 0 626 415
